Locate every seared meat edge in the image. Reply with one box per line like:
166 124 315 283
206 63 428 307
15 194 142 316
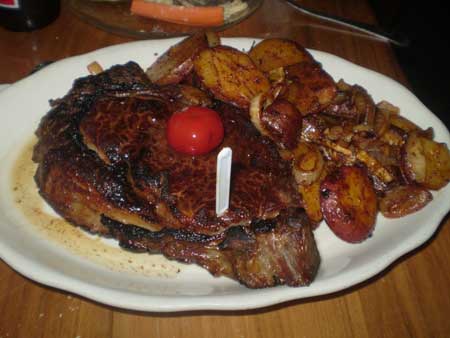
32 62 320 288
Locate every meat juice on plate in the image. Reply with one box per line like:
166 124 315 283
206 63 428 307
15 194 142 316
10 137 182 278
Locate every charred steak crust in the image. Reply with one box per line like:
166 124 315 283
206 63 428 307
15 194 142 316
33 62 320 287
102 208 320 288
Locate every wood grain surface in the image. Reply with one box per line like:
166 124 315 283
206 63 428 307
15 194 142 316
1 0 449 337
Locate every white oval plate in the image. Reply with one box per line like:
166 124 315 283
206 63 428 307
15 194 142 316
0 38 449 312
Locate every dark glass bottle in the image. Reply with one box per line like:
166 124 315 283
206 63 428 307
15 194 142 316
0 0 60 31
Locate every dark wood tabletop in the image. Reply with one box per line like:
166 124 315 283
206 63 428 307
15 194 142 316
1 0 449 337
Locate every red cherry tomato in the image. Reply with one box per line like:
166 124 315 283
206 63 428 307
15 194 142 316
167 106 224 155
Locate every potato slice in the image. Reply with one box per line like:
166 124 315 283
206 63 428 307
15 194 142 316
285 62 337 106
299 181 323 223
278 62 337 116
281 81 320 116
146 32 208 85
260 99 302 149
421 137 450 189
320 166 377 243
248 38 314 73
402 132 450 189
298 159 328 224
194 46 270 108
250 93 302 149
380 185 432 218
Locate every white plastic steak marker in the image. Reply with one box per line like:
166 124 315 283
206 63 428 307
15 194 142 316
216 147 232 216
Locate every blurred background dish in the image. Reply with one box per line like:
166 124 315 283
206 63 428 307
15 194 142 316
69 0 262 38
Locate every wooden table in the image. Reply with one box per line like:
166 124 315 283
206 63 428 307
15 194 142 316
1 0 449 337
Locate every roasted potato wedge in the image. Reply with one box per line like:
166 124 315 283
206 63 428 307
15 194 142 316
285 62 337 107
296 150 327 224
402 132 450 189
250 94 302 149
194 46 270 109
320 166 377 243
380 185 432 218
261 99 302 149
248 38 314 73
299 181 323 223
146 32 208 85
281 81 320 116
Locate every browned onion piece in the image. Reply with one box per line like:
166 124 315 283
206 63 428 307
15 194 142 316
390 114 420 133
205 31 220 47
292 142 324 186
87 61 103 75
374 109 390 136
376 100 400 115
268 67 285 83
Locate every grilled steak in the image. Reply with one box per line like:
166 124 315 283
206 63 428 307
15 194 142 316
33 62 320 288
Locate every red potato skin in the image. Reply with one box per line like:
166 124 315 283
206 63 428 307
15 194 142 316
379 185 433 218
260 99 302 149
146 32 208 85
320 166 377 243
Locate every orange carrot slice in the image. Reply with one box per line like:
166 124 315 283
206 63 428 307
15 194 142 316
130 0 224 27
